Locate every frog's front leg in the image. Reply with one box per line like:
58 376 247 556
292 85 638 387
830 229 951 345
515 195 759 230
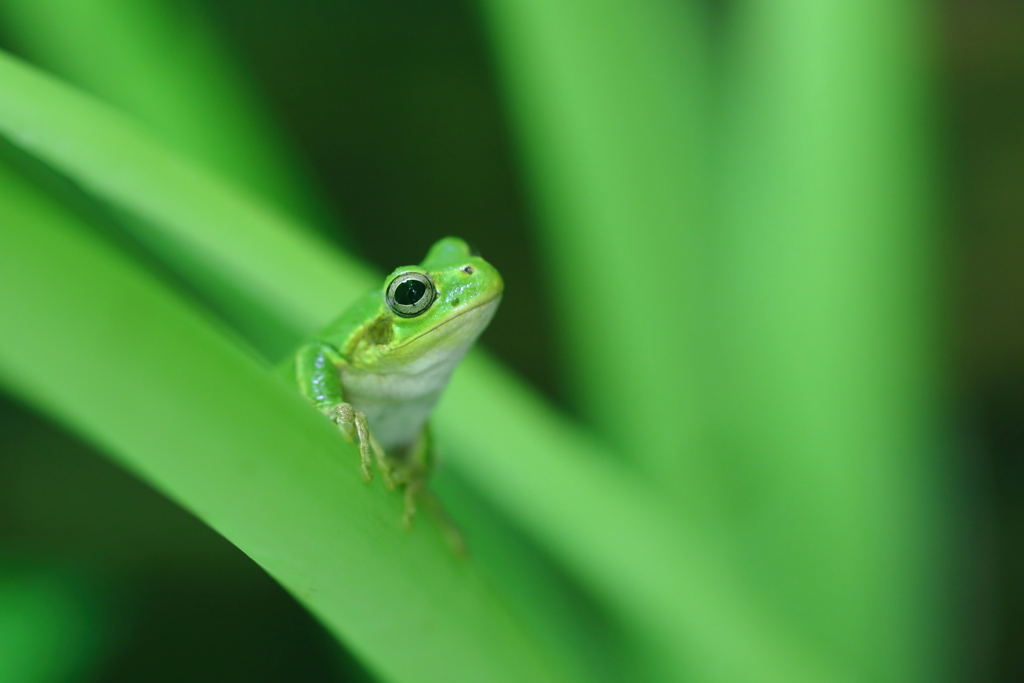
294 341 394 489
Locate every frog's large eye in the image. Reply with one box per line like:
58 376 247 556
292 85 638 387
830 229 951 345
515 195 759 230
386 272 436 317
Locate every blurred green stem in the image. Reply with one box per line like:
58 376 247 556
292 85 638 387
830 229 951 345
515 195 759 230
478 0 717 497
713 1 946 679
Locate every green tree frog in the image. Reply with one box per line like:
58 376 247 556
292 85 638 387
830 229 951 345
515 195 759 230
284 237 502 528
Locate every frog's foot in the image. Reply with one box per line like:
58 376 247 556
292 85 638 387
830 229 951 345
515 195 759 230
331 403 374 483
387 465 464 555
395 471 466 556
330 403 396 488
383 461 423 528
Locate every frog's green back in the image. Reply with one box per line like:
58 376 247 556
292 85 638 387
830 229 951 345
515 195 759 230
317 288 387 350
277 286 383 377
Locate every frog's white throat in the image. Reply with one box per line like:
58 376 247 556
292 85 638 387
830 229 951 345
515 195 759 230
338 298 499 452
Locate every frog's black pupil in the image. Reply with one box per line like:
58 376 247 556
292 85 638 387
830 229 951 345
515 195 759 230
395 279 426 306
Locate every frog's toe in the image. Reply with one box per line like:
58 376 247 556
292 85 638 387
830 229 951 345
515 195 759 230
402 480 423 529
354 435 374 483
380 465 396 491
330 403 357 442
329 402 376 483
367 434 396 491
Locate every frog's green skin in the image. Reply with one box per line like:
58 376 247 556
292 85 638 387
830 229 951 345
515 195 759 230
285 237 502 527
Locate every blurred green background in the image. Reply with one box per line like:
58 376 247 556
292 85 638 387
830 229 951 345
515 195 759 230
0 0 1021 681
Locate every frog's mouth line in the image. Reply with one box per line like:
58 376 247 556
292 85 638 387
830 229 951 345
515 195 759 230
394 293 501 349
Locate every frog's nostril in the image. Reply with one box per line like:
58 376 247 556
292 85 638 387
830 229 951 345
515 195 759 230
461 265 475 275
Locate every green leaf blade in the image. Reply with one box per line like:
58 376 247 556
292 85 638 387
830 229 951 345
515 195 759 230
0 48 370 357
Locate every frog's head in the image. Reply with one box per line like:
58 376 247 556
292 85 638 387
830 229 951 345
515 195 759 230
367 237 503 372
